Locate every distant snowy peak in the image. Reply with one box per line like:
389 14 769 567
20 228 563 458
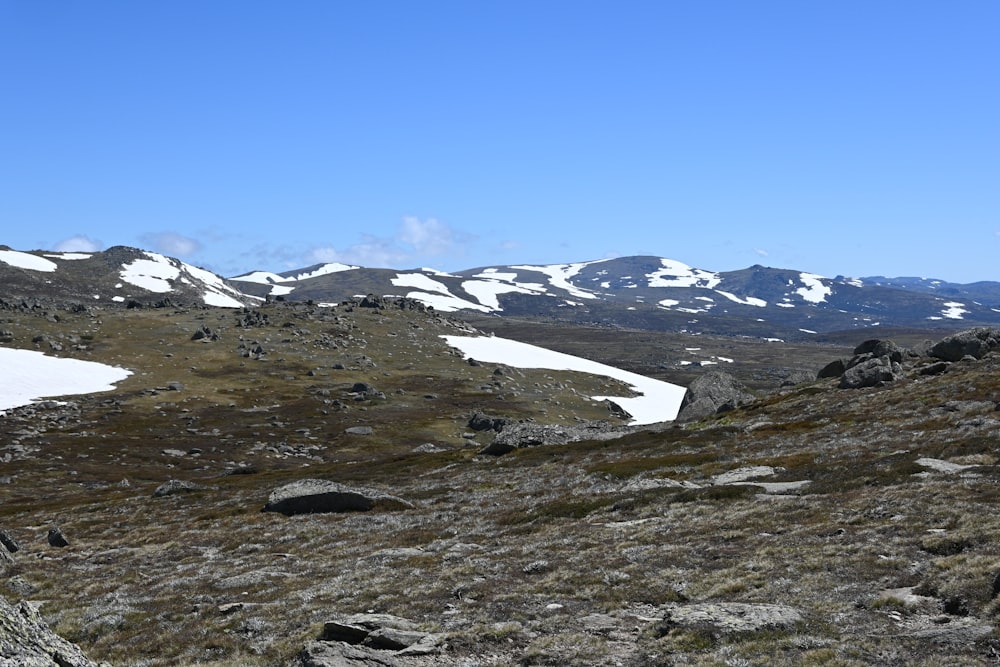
230 262 360 297
0 246 252 308
118 251 249 307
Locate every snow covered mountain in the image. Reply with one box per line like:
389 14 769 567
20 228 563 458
231 255 1000 336
0 245 252 308
3 244 999 336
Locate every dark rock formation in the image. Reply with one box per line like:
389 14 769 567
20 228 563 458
262 480 413 515
676 371 755 422
467 412 512 433
0 529 20 554
46 528 68 548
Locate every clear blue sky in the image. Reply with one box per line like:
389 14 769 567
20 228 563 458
2 2 997 282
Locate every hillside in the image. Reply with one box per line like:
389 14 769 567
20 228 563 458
2 288 1000 665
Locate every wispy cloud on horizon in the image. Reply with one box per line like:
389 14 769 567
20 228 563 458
54 235 103 252
303 217 472 270
140 232 201 257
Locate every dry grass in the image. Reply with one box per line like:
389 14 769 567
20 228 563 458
3 302 1000 665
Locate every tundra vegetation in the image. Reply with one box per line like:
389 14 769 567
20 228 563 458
2 298 1000 666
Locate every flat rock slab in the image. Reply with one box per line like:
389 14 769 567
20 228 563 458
263 479 414 515
288 641 401 667
915 457 978 474
658 602 804 635
711 466 777 485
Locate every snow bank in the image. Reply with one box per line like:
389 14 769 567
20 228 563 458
0 250 58 272
442 335 686 425
0 348 132 413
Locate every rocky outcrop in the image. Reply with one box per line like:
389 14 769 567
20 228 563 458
480 420 625 456
262 480 414 515
676 371 755 422
929 327 1000 361
0 598 103 667
839 355 903 389
287 613 443 666
467 411 512 433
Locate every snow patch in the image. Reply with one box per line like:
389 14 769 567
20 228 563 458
715 290 767 307
442 335 687 424
44 252 92 260
0 348 132 413
286 263 358 281
511 260 607 300
0 250 58 272
647 258 721 289
796 273 831 303
938 302 967 320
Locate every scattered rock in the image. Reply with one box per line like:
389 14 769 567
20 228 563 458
345 426 373 436
654 602 804 636
190 326 220 342
262 479 414 515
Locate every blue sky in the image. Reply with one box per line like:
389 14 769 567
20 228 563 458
1 2 997 282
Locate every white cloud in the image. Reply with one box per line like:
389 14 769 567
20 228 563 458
754 248 769 257
400 216 458 256
140 232 201 257
54 235 102 252
304 217 470 269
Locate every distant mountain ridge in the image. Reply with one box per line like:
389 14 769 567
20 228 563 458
2 244 999 338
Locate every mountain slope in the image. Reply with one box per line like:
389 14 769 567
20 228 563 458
233 255 1000 337
3 286 1000 665
0 245 253 308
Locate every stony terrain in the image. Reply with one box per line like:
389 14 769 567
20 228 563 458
3 296 1000 666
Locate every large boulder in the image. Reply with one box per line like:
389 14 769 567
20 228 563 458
676 371 755 422
0 598 103 667
929 327 1000 362
839 355 903 389
262 480 414 516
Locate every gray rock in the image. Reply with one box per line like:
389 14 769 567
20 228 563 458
839 355 902 389
677 371 755 422
287 641 400 667
152 479 207 497
0 598 102 667
853 339 905 363
480 420 624 455
654 602 804 636
930 327 1000 362
345 426 373 436
262 479 414 515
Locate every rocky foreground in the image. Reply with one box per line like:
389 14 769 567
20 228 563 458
3 298 1000 665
